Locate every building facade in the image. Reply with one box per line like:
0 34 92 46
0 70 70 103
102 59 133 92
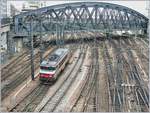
0 0 7 19
22 1 46 12
11 4 20 17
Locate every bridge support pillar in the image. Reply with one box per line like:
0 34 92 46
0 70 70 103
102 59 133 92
134 30 138 39
61 23 65 47
56 23 65 47
7 32 15 56
56 23 60 47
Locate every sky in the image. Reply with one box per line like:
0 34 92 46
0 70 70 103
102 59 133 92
7 0 149 17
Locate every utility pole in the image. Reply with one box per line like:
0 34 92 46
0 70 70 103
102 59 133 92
29 19 35 80
148 0 150 40
39 19 43 63
147 1 150 85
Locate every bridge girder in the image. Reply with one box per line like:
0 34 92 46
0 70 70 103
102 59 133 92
13 2 148 35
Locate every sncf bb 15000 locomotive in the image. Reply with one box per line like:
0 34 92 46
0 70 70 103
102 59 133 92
39 48 70 83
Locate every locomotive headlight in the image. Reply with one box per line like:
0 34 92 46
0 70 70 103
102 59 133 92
49 74 54 78
40 74 43 77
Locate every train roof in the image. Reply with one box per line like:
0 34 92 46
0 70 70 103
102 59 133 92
40 48 69 67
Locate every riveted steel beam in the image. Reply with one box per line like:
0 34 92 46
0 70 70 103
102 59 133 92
13 2 148 37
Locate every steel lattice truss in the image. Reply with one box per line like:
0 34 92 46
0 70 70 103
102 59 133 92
13 2 148 35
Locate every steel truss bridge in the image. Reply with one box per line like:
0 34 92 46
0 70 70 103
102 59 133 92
13 2 148 36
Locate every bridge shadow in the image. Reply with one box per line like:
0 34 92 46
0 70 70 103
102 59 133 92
25 35 131 48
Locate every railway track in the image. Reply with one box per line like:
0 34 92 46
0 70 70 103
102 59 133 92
124 38 148 61
10 84 49 112
1 52 40 82
102 39 116 112
142 38 149 45
1 47 54 100
1 53 40 100
125 38 149 76
1 50 30 81
70 46 99 112
120 39 148 84
110 39 127 112
112 39 149 112
1 50 28 70
137 38 149 49
71 64 94 111
40 45 87 112
126 48 149 112
82 46 99 112
92 38 149 112
9 46 76 112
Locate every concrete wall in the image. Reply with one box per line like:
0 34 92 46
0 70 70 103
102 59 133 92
0 25 10 50
0 32 8 50
14 38 23 52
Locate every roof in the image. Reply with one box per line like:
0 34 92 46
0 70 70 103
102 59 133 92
40 48 69 67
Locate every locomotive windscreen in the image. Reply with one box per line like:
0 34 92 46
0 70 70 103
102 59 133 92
40 66 55 70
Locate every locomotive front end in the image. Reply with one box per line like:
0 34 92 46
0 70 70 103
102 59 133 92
39 62 56 82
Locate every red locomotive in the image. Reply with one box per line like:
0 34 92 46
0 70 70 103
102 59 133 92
39 48 70 83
